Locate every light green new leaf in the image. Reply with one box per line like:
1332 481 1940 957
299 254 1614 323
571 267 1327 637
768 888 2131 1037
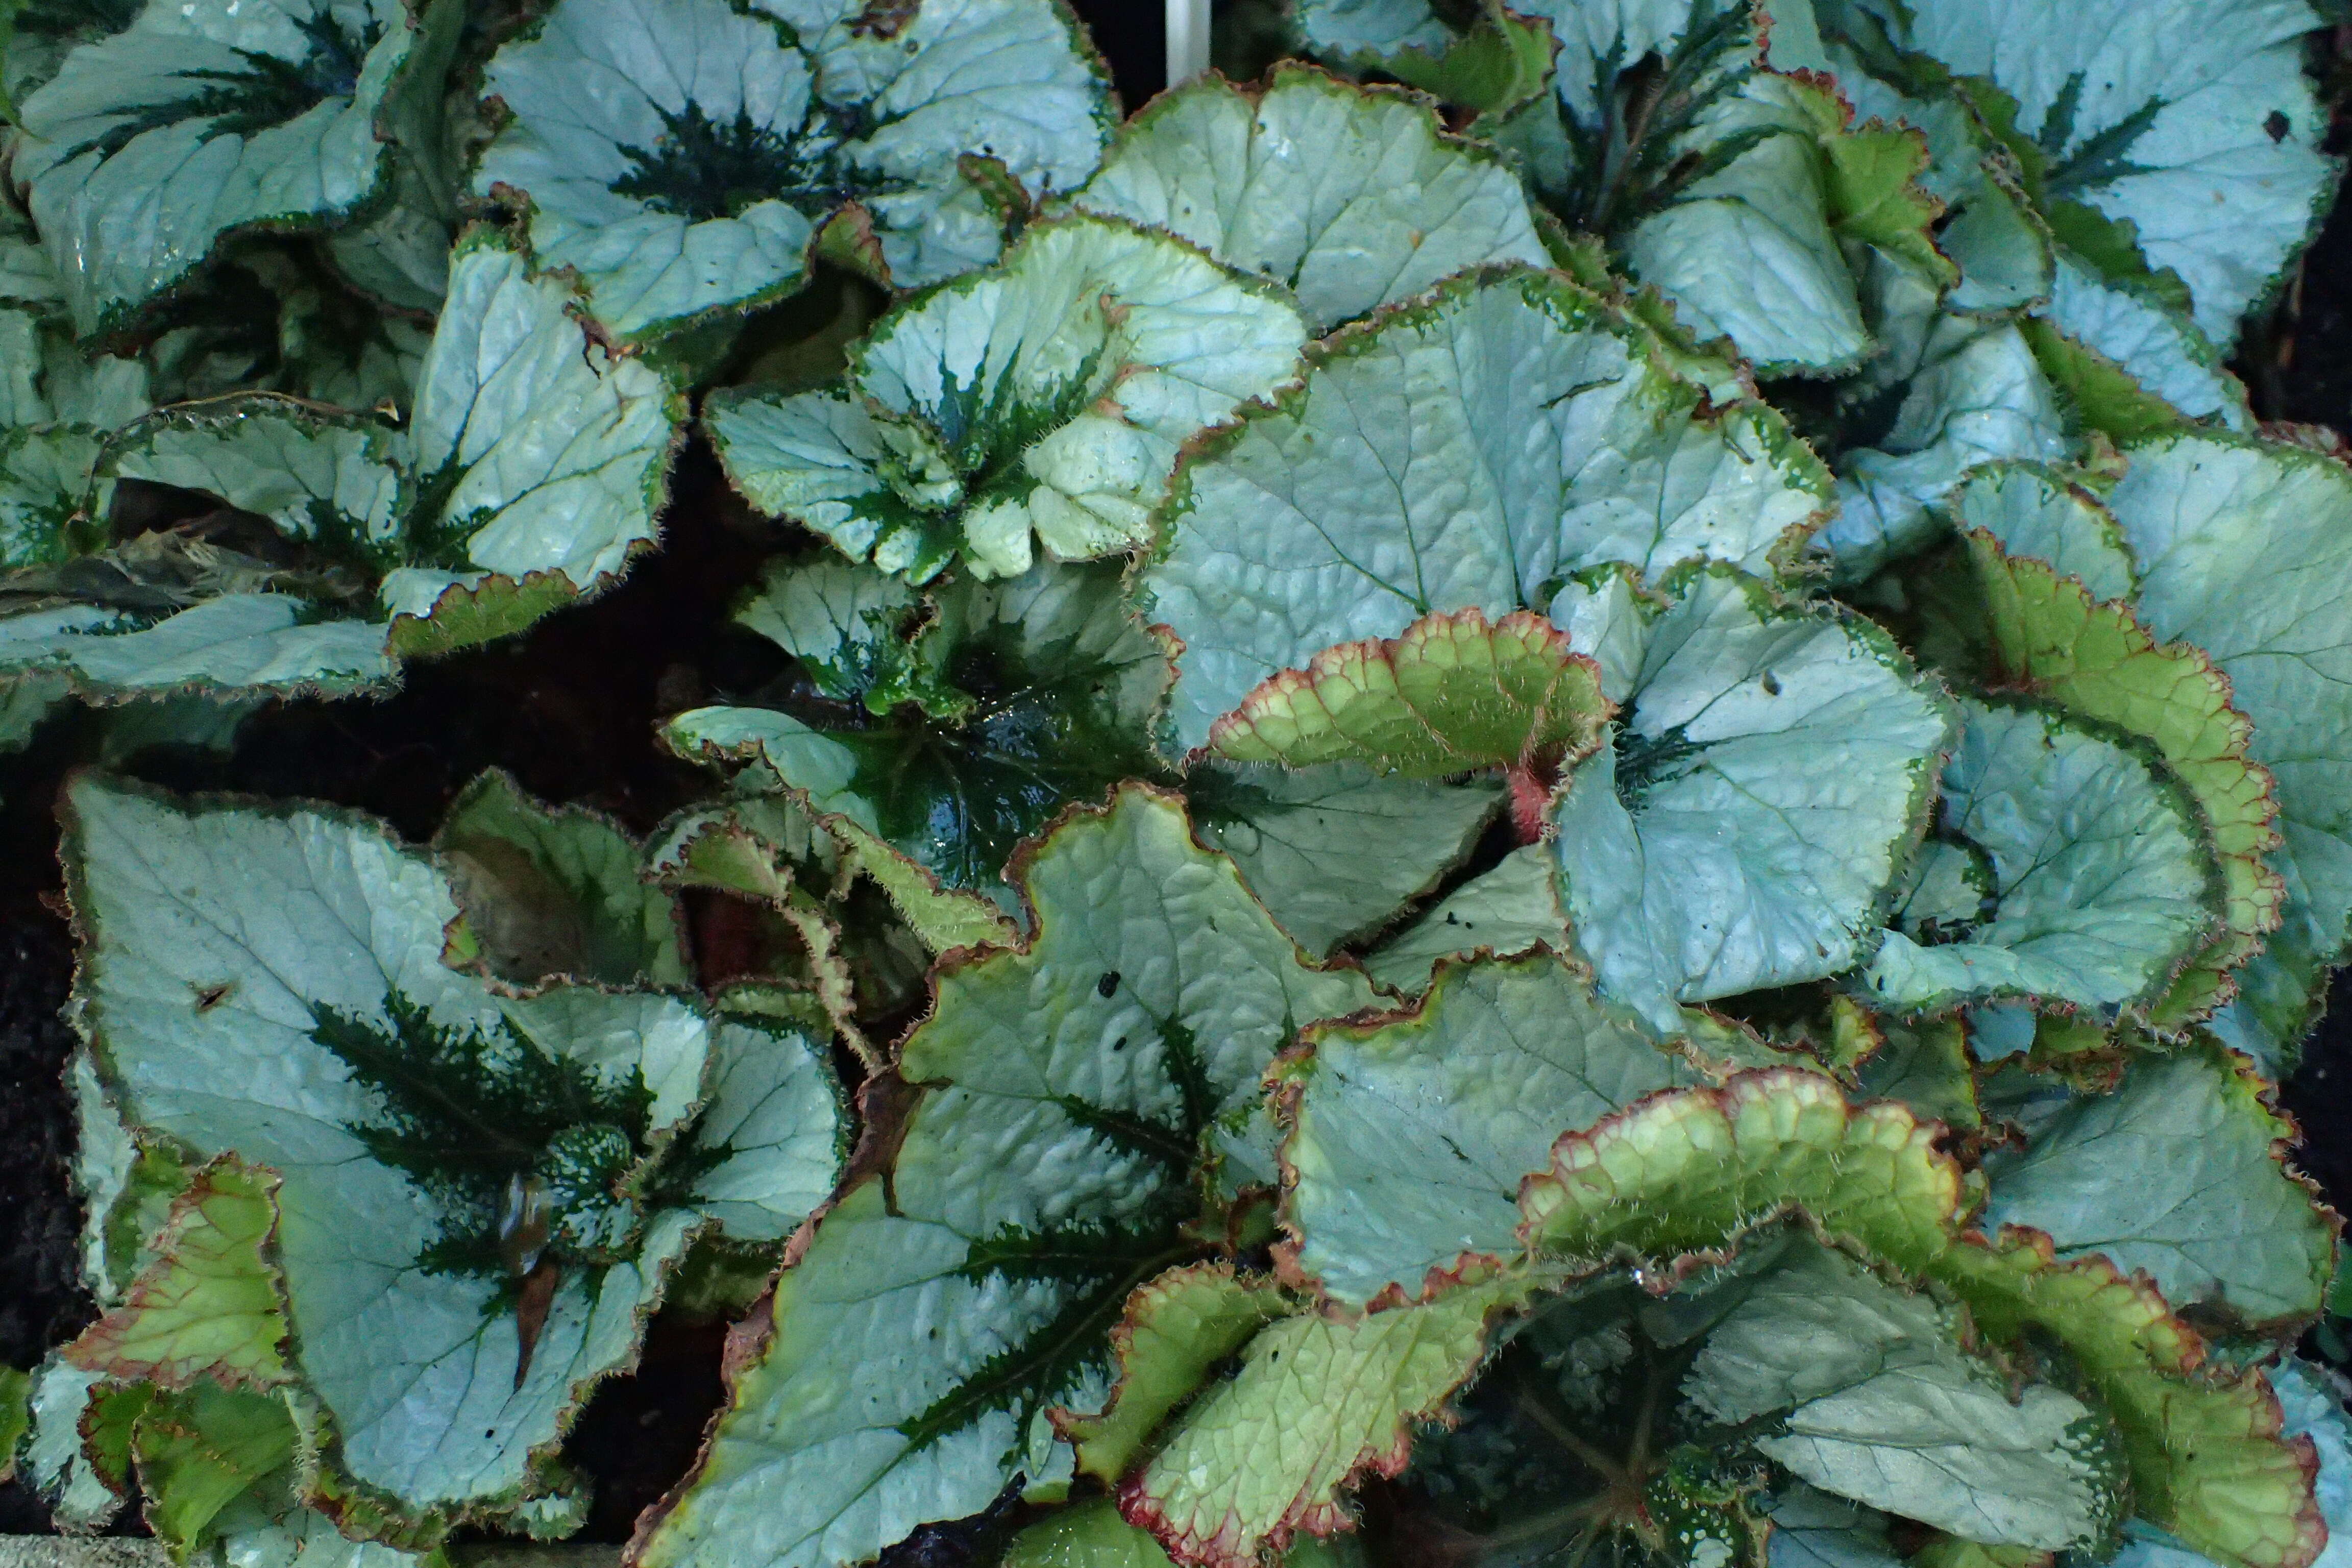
1143 268 1830 750
1067 65 1547 331
1128 1281 1514 1568
473 0 1112 340
1860 696 2218 1016
1281 955 1695 1308
707 215 1306 581
65 778 842 1516
1007 1500 1187 1568
1186 762 1501 959
1549 568 1952 1031
635 788 1377 1568
0 230 680 697
1677 1239 2125 1551
14 0 419 336
132 1381 302 1560
1979 1048 2332 1325
2100 435 2352 1059
436 769 690 989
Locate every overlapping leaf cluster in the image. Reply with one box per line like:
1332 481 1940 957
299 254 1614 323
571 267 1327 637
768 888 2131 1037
6 4 2352 1568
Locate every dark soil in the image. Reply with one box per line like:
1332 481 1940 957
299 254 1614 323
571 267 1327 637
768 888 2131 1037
4 4 2351 1553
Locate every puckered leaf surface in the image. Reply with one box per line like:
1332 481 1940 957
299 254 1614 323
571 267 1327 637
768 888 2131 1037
1280 955 1696 1308
1979 1048 2331 1325
1677 1239 2125 1550
1142 269 1830 750
0 231 680 698
13 0 419 336
1207 607 1609 781
1360 844 1569 992
1124 1281 1513 1568
706 215 1306 582
1548 568 1952 1029
473 0 1113 340
1860 696 2217 1015
65 777 841 1517
1956 462 2136 604
634 789 1377 1568
1067 65 1546 331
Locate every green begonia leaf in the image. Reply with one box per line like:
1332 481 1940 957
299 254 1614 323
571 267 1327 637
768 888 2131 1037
1548 568 1952 1030
1860 0 2334 346
1142 269 1831 750
1518 1069 2326 1568
63 1158 291 1391
1979 1048 2332 1325
65 777 842 1517
1058 1264 1289 1487
2097 435 2352 1057
730 554 919 705
1186 762 1502 960
1360 844 1569 992
1852 1014 1979 1133
435 769 691 989
1280 955 1696 1308
0 230 680 697
1955 462 2135 604
1860 695 2218 1015
473 0 1111 341
132 1382 302 1560
2041 260 2251 432
1206 607 1610 788
634 789 1378 1568
666 559 1170 908
1678 1239 2125 1550
1066 65 1547 331
1125 1279 1515 1568
1968 532 2283 1026
11 0 421 337
705 215 1307 582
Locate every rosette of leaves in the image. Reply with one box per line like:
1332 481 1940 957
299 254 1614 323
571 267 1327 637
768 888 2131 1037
0 229 682 698
704 213 1310 581
628 786 1382 1568
54 772 847 1544
8 0 449 338
469 0 1114 342
664 553 1174 917
1291 0 1953 378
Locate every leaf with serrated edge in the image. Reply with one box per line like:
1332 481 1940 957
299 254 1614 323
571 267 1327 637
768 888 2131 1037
633 788 1377 1568
1550 568 1953 1030
1281 954 1696 1309
1980 1047 2333 1325
1067 65 1545 331
1208 608 1609 787
1955 462 2136 605
1142 268 1830 750
1122 1278 1513 1568
1360 845 1569 992
706 215 1306 583
132 1381 301 1559
1970 531 2282 1026
64 778 751 1516
1518 1069 2325 1568
1860 695 2218 1015
1056 1264 1289 1486
475 0 1112 339
63 1158 290 1391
